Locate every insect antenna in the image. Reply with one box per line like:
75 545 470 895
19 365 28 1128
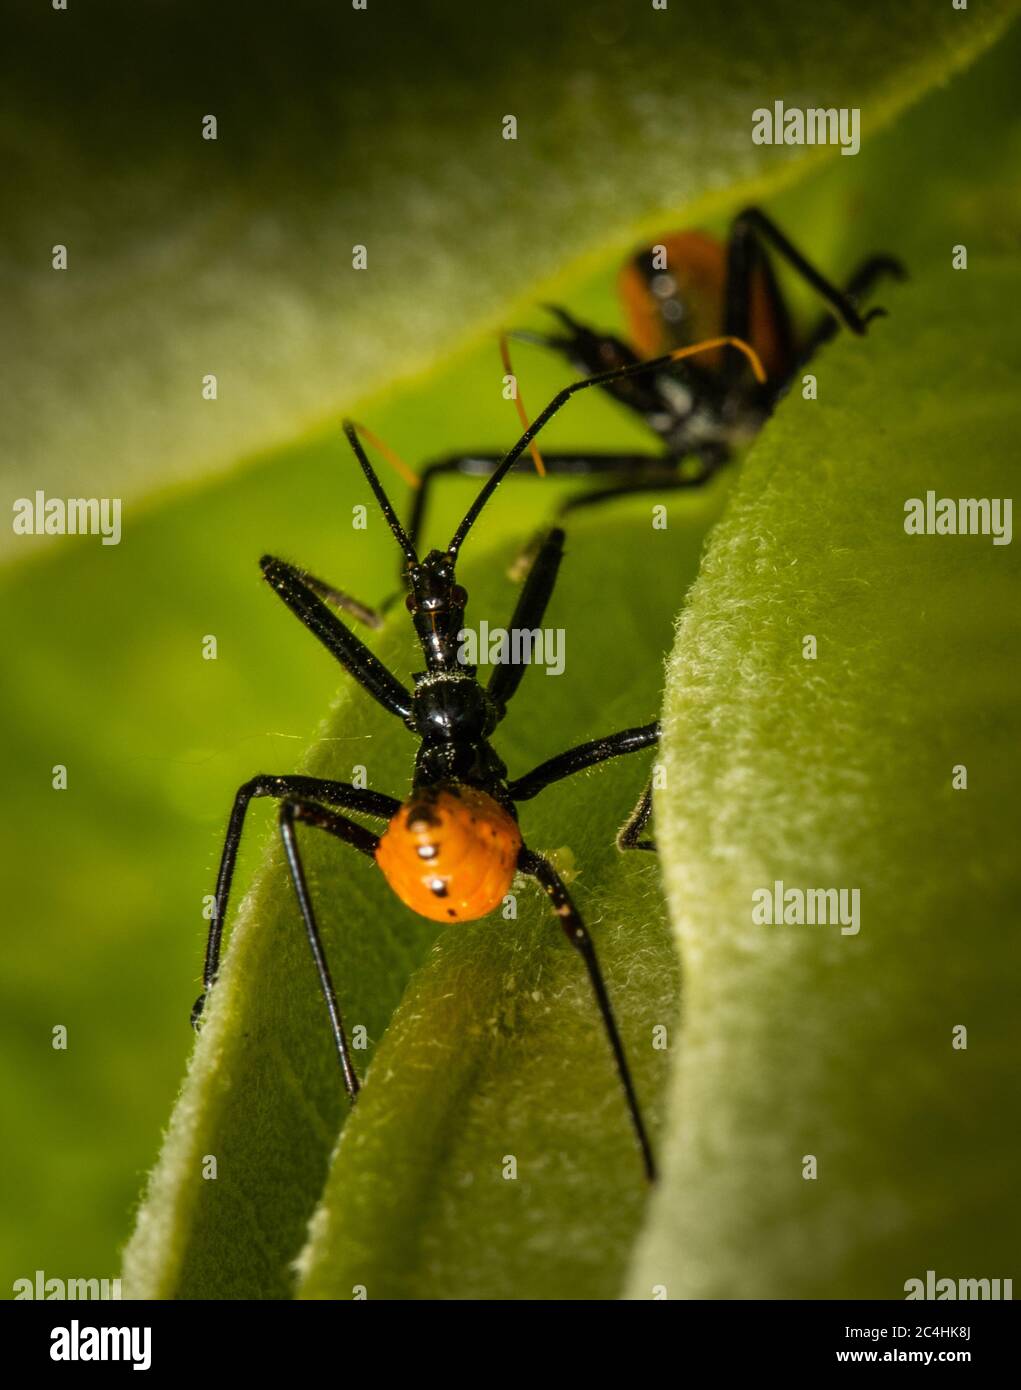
343 420 419 565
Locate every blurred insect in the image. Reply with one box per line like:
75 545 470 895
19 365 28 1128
191 335 765 1182
403 206 905 554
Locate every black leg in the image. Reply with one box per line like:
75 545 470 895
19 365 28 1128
518 846 656 1182
405 451 673 563
723 213 796 387
407 446 732 543
446 336 765 555
842 253 908 300
617 778 656 852
193 775 399 1025
728 207 886 342
278 798 381 1098
261 556 413 720
488 527 565 716
792 253 908 375
555 456 727 516
509 722 659 803
523 306 673 428
299 570 385 630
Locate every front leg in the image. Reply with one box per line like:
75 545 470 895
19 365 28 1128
193 775 399 1025
261 556 413 719
791 253 908 380
730 207 888 334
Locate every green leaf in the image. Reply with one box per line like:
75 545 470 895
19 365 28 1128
3 0 1014 557
626 258 1021 1299
4 4 1017 1301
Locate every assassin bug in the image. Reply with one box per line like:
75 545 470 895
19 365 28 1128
403 206 905 555
190 335 766 1183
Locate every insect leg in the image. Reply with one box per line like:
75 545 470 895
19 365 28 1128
488 527 565 716
508 722 659 802
728 206 888 340
554 458 727 517
616 777 656 853
299 570 386 630
193 776 398 1026
447 337 765 556
261 556 413 719
278 798 382 1099
792 254 908 373
722 210 797 388
518 846 656 1182
406 452 672 562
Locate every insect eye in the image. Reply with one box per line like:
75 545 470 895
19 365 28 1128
405 593 417 612
451 585 467 606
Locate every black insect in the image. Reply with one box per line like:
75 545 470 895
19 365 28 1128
402 206 905 553
189 340 763 1181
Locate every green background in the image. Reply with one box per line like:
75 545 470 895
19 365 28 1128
1 2 1018 1298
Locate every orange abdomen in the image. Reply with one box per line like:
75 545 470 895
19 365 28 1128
618 230 788 379
375 785 522 923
